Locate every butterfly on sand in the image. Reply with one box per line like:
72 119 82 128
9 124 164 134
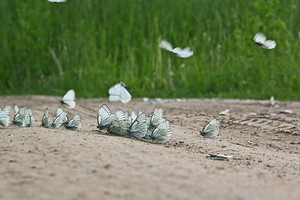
12 106 34 127
108 82 133 104
200 118 220 138
253 32 276 49
0 106 11 127
149 120 172 142
65 114 82 130
128 112 148 139
97 104 117 130
60 89 76 109
159 40 193 58
41 108 51 128
51 110 68 128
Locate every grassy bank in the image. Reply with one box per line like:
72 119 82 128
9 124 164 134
0 0 299 100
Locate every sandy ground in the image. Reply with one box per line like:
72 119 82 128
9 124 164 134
0 96 300 200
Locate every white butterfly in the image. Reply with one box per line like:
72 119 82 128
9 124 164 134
12 106 34 127
51 110 68 128
56 108 69 125
128 112 147 139
47 0 66 2
60 89 76 109
65 114 82 130
0 106 11 127
159 40 193 58
253 32 276 49
108 82 133 104
107 109 131 136
200 118 220 138
42 108 51 128
145 107 165 139
150 120 172 142
97 104 117 130
107 119 131 136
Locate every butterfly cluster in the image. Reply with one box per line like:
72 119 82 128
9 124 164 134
97 104 172 142
0 89 81 130
42 108 82 130
12 105 35 127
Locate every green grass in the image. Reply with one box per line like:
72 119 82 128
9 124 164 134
0 0 299 100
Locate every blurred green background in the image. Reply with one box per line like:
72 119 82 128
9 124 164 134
0 0 299 99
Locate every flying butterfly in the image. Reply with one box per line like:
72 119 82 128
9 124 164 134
200 118 220 138
42 108 51 128
128 112 147 139
108 82 133 104
150 120 172 142
159 40 193 58
0 106 11 127
65 114 82 130
60 89 76 109
51 110 68 128
97 104 117 130
253 32 276 49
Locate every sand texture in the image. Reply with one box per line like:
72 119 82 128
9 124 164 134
0 96 300 200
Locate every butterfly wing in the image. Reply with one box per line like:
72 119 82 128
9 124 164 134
42 108 51 128
128 112 147 139
108 120 130 136
200 119 220 138
66 114 82 130
253 32 266 44
119 87 132 104
12 106 27 126
97 104 116 129
151 120 172 142
261 40 276 49
52 111 68 128
109 83 132 104
60 89 76 109
150 107 165 127
0 105 11 127
159 40 173 52
176 47 193 58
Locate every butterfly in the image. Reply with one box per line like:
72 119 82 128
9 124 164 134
159 40 193 58
65 114 82 130
51 110 68 128
97 104 117 130
200 118 220 138
60 89 76 109
108 82 133 104
145 107 165 139
253 32 276 49
107 109 130 136
0 106 11 127
107 119 131 136
55 108 69 125
12 106 34 127
150 120 172 142
42 108 51 128
128 112 148 139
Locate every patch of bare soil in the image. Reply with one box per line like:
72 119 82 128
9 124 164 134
0 96 299 200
